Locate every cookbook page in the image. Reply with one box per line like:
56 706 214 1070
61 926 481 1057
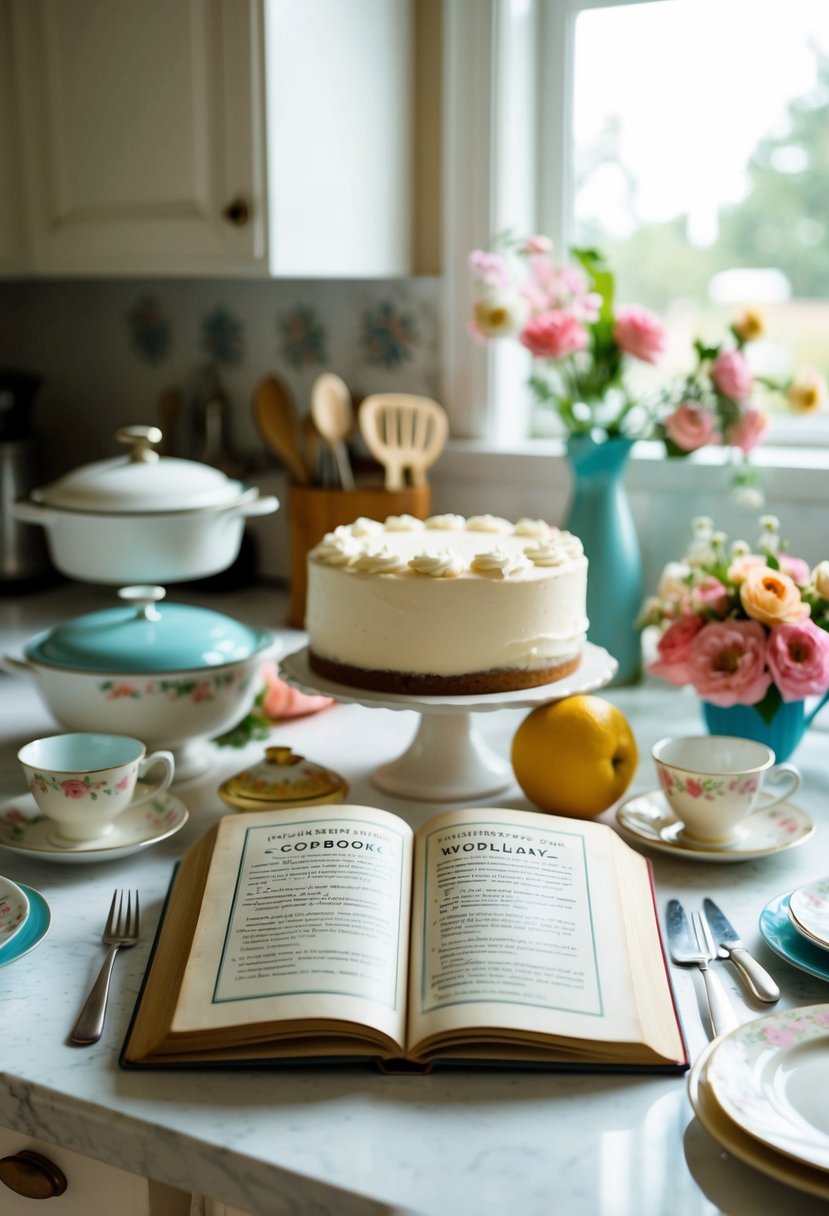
171 806 413 1050
407 807 671 1059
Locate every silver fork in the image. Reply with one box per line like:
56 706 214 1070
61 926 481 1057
691 910 740 1039
69 890 140 1046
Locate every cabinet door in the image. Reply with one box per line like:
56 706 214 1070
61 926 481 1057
10 0 268 276
0 0 28 273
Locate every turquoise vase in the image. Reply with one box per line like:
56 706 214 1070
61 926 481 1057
563 434 642 686
701 691 829 763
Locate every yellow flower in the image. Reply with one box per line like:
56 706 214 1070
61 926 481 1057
733 308 765 342
787 367 828 414
739 566 810 627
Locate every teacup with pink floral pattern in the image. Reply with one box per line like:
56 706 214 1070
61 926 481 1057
652 734 800 845
18 732 174 844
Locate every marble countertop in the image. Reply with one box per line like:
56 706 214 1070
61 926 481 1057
1 582 828 1216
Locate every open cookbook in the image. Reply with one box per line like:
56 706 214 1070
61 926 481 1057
122 804 687 1072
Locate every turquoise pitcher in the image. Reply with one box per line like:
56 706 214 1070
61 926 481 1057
564 434 642 686
702 691 829 763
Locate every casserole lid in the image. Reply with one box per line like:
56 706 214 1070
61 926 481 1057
34 425 252 514
24 587 273 673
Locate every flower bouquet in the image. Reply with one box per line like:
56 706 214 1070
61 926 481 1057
642 515 829 757
468 234 667 439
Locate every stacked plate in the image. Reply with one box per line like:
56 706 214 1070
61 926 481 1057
760 876 829 983
688 1004 829 1199
0 874 50 967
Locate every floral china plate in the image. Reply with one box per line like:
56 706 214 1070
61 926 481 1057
760 892 829 983
705 1004 829 1172
0 884 50 968
0 875 29 947
789 877 829 951
0 785 189 863
688 1037 829 1202
615 789 814 863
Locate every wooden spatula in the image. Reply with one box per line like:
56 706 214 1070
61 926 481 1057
359 394 449 490
310 373 355 490
252 376 310 484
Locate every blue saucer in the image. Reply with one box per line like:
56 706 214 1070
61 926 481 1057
760 892 829 983
0 884 50 967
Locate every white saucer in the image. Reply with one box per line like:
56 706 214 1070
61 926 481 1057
615 789 814 863
0 784 189 863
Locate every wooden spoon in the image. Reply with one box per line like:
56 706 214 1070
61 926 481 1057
310 373 355 490
359 394 449 490
252 376 309 484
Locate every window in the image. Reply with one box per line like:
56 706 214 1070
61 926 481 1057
443 0 829 449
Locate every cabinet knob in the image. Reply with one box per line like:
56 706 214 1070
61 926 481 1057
0 1150 68 1199
222 197 250 226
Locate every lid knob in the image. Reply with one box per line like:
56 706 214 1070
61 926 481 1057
118 584 166 621
115 425 163 464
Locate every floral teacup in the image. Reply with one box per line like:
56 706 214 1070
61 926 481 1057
18 732 174 845
652 735 800 845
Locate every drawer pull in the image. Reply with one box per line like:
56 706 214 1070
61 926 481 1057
0 1150 68 1199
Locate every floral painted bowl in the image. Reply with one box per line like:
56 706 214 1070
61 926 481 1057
0 876 29 948
2 587 277 779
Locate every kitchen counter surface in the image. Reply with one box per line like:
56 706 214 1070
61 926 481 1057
1 582 828 1216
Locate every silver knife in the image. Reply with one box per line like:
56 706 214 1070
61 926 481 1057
666 899 739 1039
702 898 780 1003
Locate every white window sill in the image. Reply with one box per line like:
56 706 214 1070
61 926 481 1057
436 439 829 502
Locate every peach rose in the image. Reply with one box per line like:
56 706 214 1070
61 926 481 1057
787 367 828 414
739 566 810 627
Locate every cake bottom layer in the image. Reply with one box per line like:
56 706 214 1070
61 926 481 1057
308 652 582 696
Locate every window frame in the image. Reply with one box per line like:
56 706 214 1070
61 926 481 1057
440 0 829 457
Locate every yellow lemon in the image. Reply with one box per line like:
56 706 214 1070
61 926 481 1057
511 695 638 818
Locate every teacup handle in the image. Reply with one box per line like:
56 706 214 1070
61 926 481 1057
761 762 801 810
132 750 175 806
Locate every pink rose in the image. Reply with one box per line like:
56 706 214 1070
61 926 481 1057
522 235 553 255
711 349 752 401
468 250 511 288
767 620 829 701
520 309 588 359
664 402 717 452
613 306 667 364
726 407 768 453
688 619 772 707
690 576 730 617
60 779 89 800
648 615 705 686
261 661 334 720
779 555 811 586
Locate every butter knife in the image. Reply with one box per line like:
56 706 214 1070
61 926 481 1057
702 898 780 1003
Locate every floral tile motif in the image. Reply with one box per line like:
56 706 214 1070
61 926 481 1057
278 304 328 369
201 305 244 366
127 294 173 364
361 300 419 368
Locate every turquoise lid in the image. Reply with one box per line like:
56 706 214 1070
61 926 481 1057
25 586 272 674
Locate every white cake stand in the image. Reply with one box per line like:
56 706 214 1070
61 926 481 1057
278 643 617 803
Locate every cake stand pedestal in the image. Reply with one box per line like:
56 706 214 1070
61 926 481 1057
279 644 617 803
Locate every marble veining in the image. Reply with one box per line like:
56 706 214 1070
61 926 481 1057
1 585 828 1215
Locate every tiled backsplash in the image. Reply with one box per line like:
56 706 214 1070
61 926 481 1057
0 277 441 477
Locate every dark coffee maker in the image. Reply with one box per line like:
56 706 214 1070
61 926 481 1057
0 369 54 589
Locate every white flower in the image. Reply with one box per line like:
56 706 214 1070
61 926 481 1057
812 560 829 600
692 516 713 538
732 485 765 510
730 540 751 558
472 290 529 339
657 561 692 600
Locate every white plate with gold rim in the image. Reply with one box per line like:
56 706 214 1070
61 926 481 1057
615 789 814 863
789 877 829 951
0 874 29 947
0 785 189 863
688 1037 829 1201
704 1004 829 1172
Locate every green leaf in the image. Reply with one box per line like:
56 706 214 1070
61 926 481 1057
766 553 780 570
754 683 783 724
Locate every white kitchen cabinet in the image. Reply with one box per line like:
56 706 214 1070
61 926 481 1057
5 0 419 278
0 1129 259 1216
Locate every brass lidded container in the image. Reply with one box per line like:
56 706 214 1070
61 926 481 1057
218 746 348 812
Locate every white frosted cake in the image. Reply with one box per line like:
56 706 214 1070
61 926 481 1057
305 513 589 694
